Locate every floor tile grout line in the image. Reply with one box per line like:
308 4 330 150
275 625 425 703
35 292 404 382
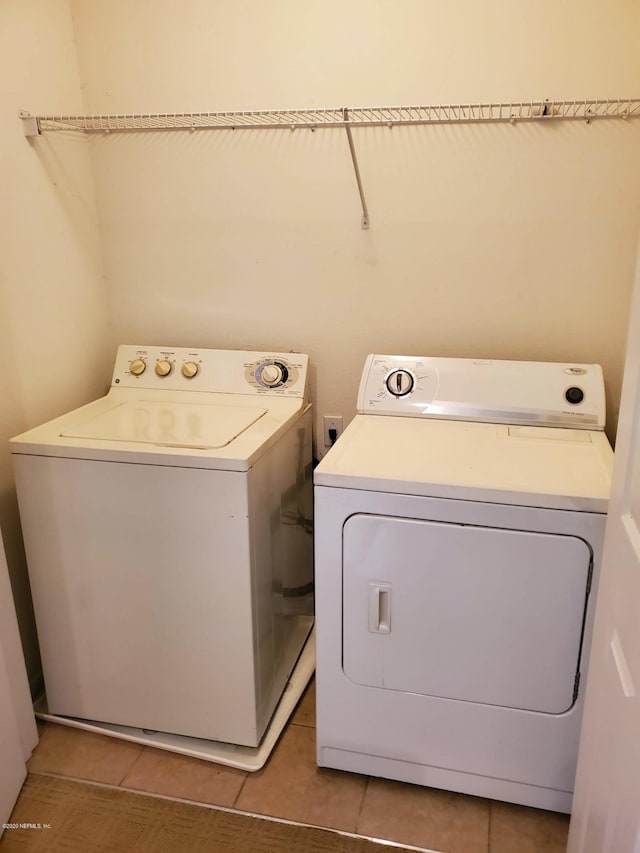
232 760 250 807
116 742 147 787
355 773 371 834
25 771 442 853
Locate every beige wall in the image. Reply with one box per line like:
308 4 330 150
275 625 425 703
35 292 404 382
69 0 640 450
0 0 113 685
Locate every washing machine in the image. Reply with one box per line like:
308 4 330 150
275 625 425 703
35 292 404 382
314 354 613 813
11 345 314 767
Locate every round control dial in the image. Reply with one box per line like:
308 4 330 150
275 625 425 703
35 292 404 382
182 361 199 379
129 358 146 376
386 369 415 397
255 360 289 389
261 364 283 386
155 359 173 377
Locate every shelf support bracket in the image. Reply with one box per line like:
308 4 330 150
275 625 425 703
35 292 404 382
343 108 370 229
19 111 41 137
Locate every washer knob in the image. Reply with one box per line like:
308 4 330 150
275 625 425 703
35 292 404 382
261 363 283 386
182 361 199 379
155 359 172 377
130 359 146 376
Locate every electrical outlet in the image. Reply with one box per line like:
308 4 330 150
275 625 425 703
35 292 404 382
323 416 344 447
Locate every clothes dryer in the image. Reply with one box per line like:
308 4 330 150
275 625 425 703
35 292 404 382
314 355 613 812
12 345 314 768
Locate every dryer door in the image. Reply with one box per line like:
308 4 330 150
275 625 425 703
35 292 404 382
342 514 591 714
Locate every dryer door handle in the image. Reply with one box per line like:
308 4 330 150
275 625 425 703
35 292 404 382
368 582 391 634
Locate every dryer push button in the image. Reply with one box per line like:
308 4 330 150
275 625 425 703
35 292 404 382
565 386 585 405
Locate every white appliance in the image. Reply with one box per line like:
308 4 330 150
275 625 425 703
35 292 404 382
314 354 613 812
11 345 314 769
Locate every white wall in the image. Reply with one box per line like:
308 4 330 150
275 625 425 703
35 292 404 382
69 0 640 450
0 0 113 684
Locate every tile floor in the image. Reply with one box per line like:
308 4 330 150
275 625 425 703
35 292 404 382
27 679 570 853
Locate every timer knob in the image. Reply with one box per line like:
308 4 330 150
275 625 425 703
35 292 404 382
261 363 283 386
130 359 146 376
182 361 199 379
155 359 172 377
386 369 415 397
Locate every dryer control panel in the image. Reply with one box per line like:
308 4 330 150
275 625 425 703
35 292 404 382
357 354 605 429
111 345 308 398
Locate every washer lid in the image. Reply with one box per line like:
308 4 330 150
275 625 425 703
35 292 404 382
61 401 268 450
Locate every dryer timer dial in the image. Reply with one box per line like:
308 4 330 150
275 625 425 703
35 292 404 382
386 369 415 397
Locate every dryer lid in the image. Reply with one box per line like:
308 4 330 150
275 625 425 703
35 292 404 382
61 400 268 449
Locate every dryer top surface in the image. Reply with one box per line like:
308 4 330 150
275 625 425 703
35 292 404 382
314 414 613 512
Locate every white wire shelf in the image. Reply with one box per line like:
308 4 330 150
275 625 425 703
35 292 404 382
18 98 640 136
19 98 640 229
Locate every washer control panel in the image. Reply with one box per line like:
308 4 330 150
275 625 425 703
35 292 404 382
357 354 606 429
111 345 308 397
